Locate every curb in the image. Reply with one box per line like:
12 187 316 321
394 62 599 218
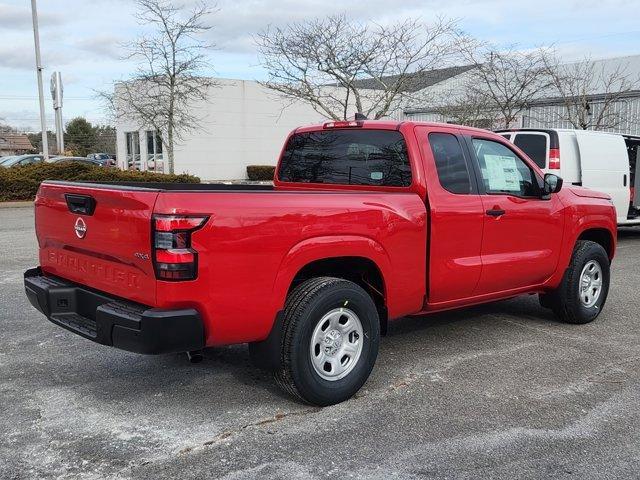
0 201 33 209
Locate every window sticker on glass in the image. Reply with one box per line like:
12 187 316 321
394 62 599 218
370 172 383 180
484 154 520 191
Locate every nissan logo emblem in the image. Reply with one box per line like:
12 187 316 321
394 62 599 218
74 217 87 239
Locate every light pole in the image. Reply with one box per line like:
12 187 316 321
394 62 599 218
30 0 49 160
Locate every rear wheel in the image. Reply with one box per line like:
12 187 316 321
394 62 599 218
543 240 610 324
275 277 380 406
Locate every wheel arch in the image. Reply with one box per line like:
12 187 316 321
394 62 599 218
545 219 616 290
272 236 391 326
577 227 615 260
275 233 389 286
252 238 391 372
288 256 388 332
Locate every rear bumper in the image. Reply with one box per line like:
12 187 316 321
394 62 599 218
24 267 204 354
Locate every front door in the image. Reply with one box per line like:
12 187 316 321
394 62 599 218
467 135 564 295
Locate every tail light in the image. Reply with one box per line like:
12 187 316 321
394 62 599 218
153 215 208 281
548 148 561 170
323 121 363 129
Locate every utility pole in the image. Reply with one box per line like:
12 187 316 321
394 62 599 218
30 0 49 160
50 72 64 153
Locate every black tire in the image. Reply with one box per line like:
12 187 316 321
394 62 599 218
548 240 610 324
275 277 380 406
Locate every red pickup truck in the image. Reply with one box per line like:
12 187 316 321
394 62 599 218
25 120 617 406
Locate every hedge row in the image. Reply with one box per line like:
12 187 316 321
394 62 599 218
247 165 276 181
0 163 200 202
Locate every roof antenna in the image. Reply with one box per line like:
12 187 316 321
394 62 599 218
354 112 368 121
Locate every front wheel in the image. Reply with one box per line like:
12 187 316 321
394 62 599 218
275 277 380 406
546 240 610 324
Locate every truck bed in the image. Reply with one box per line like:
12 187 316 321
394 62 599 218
34 180 428 346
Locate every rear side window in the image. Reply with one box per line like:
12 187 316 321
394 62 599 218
513 134 547 168
278 129 412 187
429 133 471 194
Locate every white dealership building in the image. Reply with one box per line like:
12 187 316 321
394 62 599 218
115 79 325 180
115 54 640 180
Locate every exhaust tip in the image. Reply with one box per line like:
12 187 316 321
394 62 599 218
187 350 204 364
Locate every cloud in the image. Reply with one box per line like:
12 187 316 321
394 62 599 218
75 35 123 60
207 0 437 53
1 0 639 130
0 107 55 132
0 2 66 30
0 44 34 70
0 43 74 70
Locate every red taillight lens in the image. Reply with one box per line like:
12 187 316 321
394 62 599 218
155 215 207 232
323 121 363 129
548 148 560 169
153 215 208 281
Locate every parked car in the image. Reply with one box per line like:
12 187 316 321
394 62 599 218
498 128 640 226
87 153 116 167
0 155 17 165
146 158 164 171
48 156 104 166
127 158 141 170
0 154 45 168
24 120 617 406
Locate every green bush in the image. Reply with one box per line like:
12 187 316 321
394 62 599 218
246 165 276 181
0 162 200 202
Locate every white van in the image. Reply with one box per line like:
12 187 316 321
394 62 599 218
498 128 640 226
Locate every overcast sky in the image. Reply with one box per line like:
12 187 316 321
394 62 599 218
1 0 640 131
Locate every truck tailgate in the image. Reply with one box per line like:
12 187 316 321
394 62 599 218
35 182 159 306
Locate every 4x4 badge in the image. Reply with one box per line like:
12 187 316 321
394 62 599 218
74 217 87 239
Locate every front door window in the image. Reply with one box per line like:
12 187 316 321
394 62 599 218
472 138 539 197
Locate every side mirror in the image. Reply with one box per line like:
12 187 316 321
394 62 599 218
543 173 563 195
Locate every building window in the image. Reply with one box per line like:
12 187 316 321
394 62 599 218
146 130 163 172
125 132 140 170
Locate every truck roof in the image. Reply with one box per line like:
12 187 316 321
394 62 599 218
294 119 498 136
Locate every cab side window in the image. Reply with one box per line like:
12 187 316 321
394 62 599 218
472 138 539 197
429 133 472 194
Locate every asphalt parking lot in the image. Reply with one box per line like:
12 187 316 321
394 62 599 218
1 206 639 480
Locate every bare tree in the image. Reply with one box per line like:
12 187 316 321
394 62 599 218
0 123 17 133
461 44 552 128
543 55 640 130
255 15 461 120
102 0 216 174
430 87 500 128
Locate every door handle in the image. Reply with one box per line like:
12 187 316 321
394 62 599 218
65 194 96 215
486 208 506 217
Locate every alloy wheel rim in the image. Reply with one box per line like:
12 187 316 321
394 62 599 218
579 260 603 308
310 307 364 381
